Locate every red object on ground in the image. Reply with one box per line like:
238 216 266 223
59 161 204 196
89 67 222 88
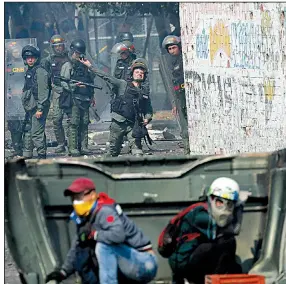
205 274 265 284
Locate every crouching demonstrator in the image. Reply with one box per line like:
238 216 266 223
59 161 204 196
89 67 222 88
45 177 158 284
158 177 249 284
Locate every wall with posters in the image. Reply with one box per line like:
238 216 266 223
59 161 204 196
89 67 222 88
180 3 286 154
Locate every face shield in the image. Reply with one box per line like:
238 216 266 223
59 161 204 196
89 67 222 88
51 43 66 55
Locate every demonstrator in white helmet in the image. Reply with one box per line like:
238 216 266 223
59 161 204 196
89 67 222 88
159 177 250 284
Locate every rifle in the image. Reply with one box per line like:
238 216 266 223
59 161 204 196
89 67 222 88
54 76 103 90
132 100 154 148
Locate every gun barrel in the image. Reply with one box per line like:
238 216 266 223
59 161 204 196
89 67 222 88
54 76 103 90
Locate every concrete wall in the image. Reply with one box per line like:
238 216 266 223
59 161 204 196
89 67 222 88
180 3 286 155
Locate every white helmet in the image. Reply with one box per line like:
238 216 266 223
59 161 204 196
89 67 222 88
207 177 240 202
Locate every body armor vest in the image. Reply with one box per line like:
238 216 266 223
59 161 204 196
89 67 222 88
172 54 185 93
50 55 69 86
23 65 42 100
71 63 94 100
114 54 136 82
111 83 148 122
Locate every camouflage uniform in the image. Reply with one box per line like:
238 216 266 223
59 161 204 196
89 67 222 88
42 51 70 153
171 53 190 155
60 61 95 156
87 65 153 157
22 61 51 159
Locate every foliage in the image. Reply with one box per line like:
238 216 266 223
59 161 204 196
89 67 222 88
80 2 179 16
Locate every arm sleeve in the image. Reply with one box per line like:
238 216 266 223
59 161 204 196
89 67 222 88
88 66 123 88
61 235 78 276
36 68 51 111
189 208 214 240
60 62 76 92
40 57 51 73
88 65 128 97
96 206 126 244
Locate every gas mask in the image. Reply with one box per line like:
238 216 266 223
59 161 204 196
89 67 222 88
209 196 235 227
73 198 96 217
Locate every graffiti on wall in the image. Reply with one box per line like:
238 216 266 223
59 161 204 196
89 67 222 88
210 20 231 67
196 28 209 59
180 3 286 155
193 14 281 70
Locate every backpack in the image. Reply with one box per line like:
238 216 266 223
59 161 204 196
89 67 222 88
157 202 207 258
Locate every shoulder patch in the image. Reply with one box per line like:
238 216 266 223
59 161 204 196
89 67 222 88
106 215 115 223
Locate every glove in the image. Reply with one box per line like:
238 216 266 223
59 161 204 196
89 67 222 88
79 229 97 243
45 269 67 283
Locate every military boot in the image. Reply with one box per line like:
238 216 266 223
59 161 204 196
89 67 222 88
22 131 33 159
55 144 66 154
80 125 92 155
54 124 66 153
69 126 81 157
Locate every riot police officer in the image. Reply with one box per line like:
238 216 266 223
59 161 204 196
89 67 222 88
60 39 95 157
42 35 70 154
162 35 190 155
112 41 136 81
21 45 51 159
81 58 153 157
115 31 134 44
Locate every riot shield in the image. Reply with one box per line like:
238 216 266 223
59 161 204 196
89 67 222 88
159 53 182 132
110 42 122 76
111 53 120 77
5 38 37 121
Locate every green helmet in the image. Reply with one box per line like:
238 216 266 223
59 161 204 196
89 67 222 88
130 58 148 73
162 35 181 51
50 34 66 55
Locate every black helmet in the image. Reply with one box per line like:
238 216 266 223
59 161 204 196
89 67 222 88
116 32 134 43
70 39 86 55
21 45 41 60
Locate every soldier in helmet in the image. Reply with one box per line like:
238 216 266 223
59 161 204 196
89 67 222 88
80 57 153 157
42 34 70 154
162 35 190 155
60 39 95 157
5 42 25 157
21 45 52 159
112 40 136 81
115 31 134 44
